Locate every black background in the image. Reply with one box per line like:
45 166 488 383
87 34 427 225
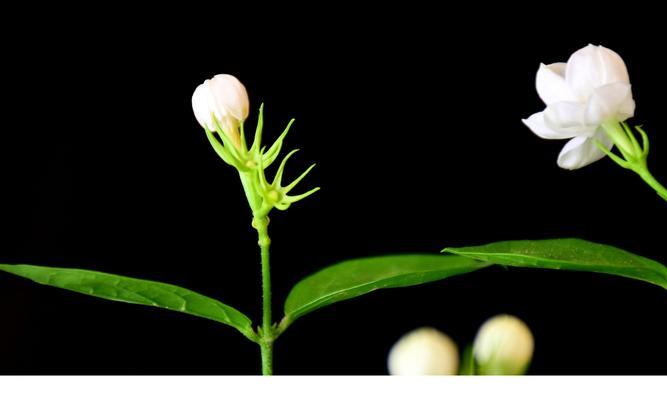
1 7 666 374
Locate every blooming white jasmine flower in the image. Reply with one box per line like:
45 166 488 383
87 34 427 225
473 314 534 375
192 74 249 149
388 327 459 375
523 44 635 169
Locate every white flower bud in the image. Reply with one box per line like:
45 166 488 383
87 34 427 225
473 314 534 375
192 74 249 149
388 327 459 375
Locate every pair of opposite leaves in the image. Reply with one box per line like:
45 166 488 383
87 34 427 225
1 238 665 340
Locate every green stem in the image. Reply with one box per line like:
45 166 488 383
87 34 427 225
238 170 275 374
260 339 273 375
636 167 667 202
255 216 273 375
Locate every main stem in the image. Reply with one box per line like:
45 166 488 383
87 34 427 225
256 217 273 375
239 170 275 375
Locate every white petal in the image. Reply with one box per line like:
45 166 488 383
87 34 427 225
522 111 577 139
543 101 596 137
536 63 576 105
192 83 215 131
617 96 636 121
596 45 630 85
585 82 635 126
205 79 230 123
545 61 566 76
566 44 630 100
557 130 612 170
210 74 249 121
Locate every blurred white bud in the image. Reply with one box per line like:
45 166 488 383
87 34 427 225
192 74 249 149
473 314 534 375
388 327 459 375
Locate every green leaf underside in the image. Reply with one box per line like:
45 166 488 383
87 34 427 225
0 264 255 339
444 238 667 290
283 255 491 324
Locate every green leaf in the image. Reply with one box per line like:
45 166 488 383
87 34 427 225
0 264 257 340
443 238 667 290
282 254 490 327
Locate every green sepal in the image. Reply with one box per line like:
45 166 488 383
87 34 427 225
285 163 317 192
263 119 294 168
600 121 651 169
285 186 320 204
622 122 642 157
204 126 242 169
239 120 249 154
256 148 319 213
249 103 264 155
634 124 650 158
595 139 631 169
212 116 244 165
273 149 300 187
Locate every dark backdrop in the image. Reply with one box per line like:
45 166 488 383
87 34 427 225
1 7 665 374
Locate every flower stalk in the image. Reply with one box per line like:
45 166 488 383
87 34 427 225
597 121 667 202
